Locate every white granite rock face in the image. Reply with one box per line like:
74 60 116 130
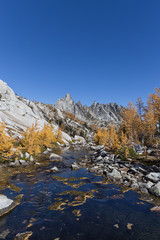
0 80 46 133
0 80 71 143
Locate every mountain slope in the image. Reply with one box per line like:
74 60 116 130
0 80 71 143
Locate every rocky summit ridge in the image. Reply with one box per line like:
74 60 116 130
55 93 123 124
0 80 123 140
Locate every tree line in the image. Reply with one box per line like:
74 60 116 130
94 87 160 158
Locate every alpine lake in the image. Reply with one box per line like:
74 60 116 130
0 146 160 240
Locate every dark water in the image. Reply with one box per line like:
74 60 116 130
0 147 160 240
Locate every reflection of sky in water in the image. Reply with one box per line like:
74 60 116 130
0 148 160 240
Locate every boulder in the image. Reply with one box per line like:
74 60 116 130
90 145 105 151
129 167 139 175
74 135 86 143
100 151 107 157
138 167 147 175
25 152 30 159
107 169 122 180
96 156 103 161
51 166 59 172
71 163 80 170
0 195 14 217
19 160 29 167
147 149 152 155
146 172 160 183
133 144 143 154
140 187 148 194
138 181 154 189
43 150 49 154
49 153 63 161
20 152 24 158
131 181 139 189
30 156 34 162
109 154 115 161
9 160 20 167
47 148 52 152
149 182 160 196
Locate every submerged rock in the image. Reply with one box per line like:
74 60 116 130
14 231 32 240
51 167 59 172
49 153 63 161
0 229 10 239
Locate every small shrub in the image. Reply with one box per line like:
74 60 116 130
128 148 138 159
117 146 129 160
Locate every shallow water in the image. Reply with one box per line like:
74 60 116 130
0 147 160 240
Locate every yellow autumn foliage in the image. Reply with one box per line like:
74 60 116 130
0 122 15 158
94 124 120 151
21 123 63 155
21 123 41 155
38 124 57 148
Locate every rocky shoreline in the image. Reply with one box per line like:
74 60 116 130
74 144 160 201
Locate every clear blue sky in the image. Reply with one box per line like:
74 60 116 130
0 0 160 107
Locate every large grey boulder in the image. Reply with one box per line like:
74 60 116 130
0 195 14 216
138 181 154 189
8 160 20 167
131 181 139 189
149 182 160 196
0 195 13 209
107 169 122 180
49 153 63 161
19 160 29 167
91 145 105 151
146 172 160 183
74 135 86 143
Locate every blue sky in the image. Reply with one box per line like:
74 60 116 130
0 0 160 107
